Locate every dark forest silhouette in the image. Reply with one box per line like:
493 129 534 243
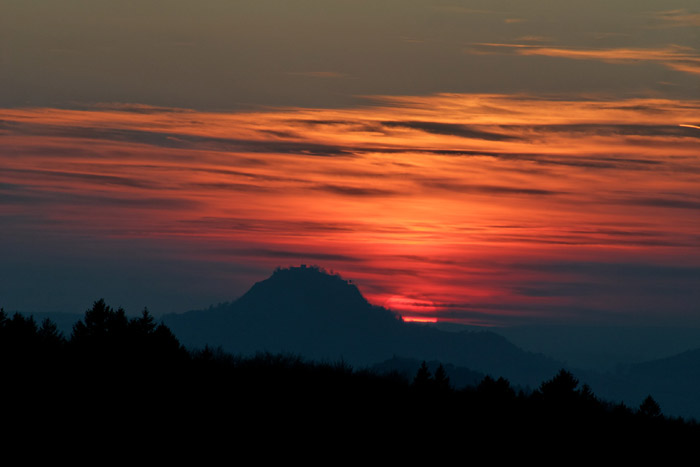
1 300 698 448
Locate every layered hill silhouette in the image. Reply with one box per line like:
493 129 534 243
619 348 700 418
162 265 561 387
5 303 699 449
8 264 700 419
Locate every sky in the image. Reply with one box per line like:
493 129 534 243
1 1 699 326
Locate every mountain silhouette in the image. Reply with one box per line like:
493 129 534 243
163 265 561 386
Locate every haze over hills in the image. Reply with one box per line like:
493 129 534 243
12 265 700 418
159 266 700 419
162 265 561 387
435 322 700 372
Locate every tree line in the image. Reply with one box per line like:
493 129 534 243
1 299 697 446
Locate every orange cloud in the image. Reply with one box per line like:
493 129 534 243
470 43 700 75
649 9 700 28
2 94 699 324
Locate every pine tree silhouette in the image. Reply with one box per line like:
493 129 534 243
433 364 450 391
413 361 433 389
638 395 662 418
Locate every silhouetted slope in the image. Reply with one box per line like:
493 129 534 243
617 348 700 418
5 304 699 450
548 346 700 420
6 300 700 454
163 266 561 386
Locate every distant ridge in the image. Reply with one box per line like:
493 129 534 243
162 265 561 386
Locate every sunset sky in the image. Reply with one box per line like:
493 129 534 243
1 1 699 326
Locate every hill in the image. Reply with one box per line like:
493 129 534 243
162 265 561 387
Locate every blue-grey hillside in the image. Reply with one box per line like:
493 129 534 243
162 266 561 387
619 348 700 419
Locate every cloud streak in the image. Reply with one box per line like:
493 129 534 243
648 9 700 28
2 94 699 324
470 43 700 75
